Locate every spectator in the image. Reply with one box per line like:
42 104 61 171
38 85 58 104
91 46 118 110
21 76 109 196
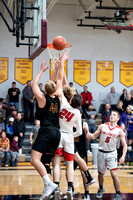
80 86 93 118
119 106 133 137
10 136 20 166
6 102 15 118
0 102 6 130
123 94 133 111
0 131 10 167
30 120 40 145
0 98 8 111
35 83 45 120
6 109 18 125
13 113 26 154
131 89 133 102
115 100 124 116
84 103 98 143
23 80 34 124
8 81 20 111
102 103 111 123
6 117 14 142
69 82 78 94
106 86 119 110
120 88 127 103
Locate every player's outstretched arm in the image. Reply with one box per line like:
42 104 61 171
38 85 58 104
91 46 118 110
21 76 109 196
119 130 127 164
32 61 48 108
86 124 102 141
55 52 69 102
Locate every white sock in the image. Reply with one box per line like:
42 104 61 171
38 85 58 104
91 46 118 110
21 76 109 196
42 174 51 185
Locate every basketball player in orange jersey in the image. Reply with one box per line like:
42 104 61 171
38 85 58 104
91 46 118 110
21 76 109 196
30 52 69 200
85 110 127 200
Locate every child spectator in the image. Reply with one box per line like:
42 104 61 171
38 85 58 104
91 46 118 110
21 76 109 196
0 131 10 167
6 117 14 142
30 120 40 145
10 136 20 166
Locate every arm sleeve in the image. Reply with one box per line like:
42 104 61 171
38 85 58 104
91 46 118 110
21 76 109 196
73 113 82 138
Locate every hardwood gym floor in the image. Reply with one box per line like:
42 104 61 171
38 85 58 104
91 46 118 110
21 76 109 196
0 165 133 200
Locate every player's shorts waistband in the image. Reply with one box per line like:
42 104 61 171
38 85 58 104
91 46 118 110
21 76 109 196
98 149 115 153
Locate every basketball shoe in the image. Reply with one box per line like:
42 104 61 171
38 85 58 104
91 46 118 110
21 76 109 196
85 174 96 186
66 187 73 200
54 187 62 200
39 182 58 200
84 194 90 200
113 194 122 200
96 188 105 199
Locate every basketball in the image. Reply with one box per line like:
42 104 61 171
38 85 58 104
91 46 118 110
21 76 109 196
52 36 67 50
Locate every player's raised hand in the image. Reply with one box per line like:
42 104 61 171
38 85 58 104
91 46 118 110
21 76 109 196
59 52 69 64
40 61 48 72
54 59 60 71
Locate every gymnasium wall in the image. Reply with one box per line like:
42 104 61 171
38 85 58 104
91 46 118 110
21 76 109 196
0 3 133 111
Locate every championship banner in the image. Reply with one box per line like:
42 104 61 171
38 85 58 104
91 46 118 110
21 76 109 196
0 57 8 84
15 58 33 85
50 60 67 80
120 61 133 87
74 60 91 86
97 61 114 87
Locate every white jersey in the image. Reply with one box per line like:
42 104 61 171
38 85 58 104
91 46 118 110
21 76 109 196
59 95 82 137
99 122 120 151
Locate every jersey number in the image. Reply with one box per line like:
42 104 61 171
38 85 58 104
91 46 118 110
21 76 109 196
105 136 111 143
59 108 75 122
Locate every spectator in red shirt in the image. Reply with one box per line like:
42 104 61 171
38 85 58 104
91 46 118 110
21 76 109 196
80 86 93 118
10 136 20 166
0 131 10 167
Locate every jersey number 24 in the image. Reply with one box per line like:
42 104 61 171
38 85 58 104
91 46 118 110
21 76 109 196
59 109 75 122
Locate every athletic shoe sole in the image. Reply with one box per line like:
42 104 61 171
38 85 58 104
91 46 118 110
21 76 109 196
54 191 61 200
85 179 96 186
66 191 73 200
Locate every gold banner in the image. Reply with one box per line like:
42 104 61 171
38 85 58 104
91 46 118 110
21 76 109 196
0 57 8 84
50 60 67 80
120 61 133 87
74 60 91 86
97 61 114 87
15 58 33 85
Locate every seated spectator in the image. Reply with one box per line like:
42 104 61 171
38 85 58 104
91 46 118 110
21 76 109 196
80 86 93 118
6 102 15 118
102 103 111 123
30 120 40 145
69 82 78 94
131 89 133 101
0 102 6 130
10 136 20 166
120 88 127 103
8 81 20 111
6 109 18 125
0 98 8 111
84 103 98 134
106 86 119 110
123 94 133 111
6 117 14 142
114 100 124 116
0 131 10 167
13 113 26 154
119 106 133 139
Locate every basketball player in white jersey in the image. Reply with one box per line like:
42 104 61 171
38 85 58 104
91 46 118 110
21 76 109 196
53 87 83 200
86 110 127 200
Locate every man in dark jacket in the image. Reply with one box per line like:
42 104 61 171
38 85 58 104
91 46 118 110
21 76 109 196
8 81 20 111
23 80 34 123
13 113 26 154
